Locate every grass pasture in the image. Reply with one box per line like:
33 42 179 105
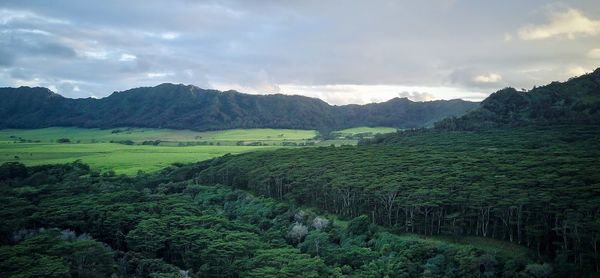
0 127 387 174
0 142 268 175
0 127 318 175
332 126 398 139
0 127 318 145
335 126 398 135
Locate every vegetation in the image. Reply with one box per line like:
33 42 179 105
0 128 322 175
0 83 477 131
0 142 269 175
1 162 538 277
191 125 600 275
1 70 599 277
435 68 600 130
0 127 318 145
329 126 398 140
0 127 381 175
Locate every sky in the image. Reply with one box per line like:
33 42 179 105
1 0 599 104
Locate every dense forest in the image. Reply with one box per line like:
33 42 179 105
189 125 600 276
435 68 600 130
0 162 546 277
0 84 477 131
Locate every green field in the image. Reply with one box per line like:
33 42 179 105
0 127 318 145
0 127 321 175
332 126 398 139
0 143 271 175
335 126 398 135
0 127 386 174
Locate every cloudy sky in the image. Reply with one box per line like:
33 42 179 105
1 1 599 104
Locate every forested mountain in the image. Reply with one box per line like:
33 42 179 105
0 84 477 131
435 68 600 130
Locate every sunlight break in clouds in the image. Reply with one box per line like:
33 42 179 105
211 84 486 105
518 9 600 40
473 73 502 84
566 66 590 77
588 48 600 59
278 84 486 104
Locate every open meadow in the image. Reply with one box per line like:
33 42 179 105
0 127 320 174
0 127 319 145
0 142 271 175
0 127 396 174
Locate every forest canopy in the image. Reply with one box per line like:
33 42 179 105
0 161 544 277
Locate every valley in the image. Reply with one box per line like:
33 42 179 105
2 69 600 276
0 127 393 174
0 30 599 278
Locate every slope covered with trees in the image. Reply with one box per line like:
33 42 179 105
0 84 477 131
189 125 600 275
0 162 538 277
435 68 600 130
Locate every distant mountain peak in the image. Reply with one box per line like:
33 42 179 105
435 68 600 130
0 84 477 130
388 97 412 103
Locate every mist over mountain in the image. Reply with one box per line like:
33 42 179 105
0 84 478 131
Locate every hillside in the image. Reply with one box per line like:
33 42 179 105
434 68 600 130
188 125 600 275
172 69 600 274
0 84 477 131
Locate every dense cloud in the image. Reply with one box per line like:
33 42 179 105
0 0 599 104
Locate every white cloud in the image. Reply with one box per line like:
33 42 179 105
141 31 180 40
160 32 180 40
587 48 600 59
119 53 137 61
47 84 59 92
566 66 589 77
0 28 52 36
80 50 109 60
146 72 173 78
0 9 69 25
518 9 600 40
217 84 486 105
473 73 502 83
397 91 435 102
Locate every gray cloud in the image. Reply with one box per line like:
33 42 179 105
0 49 15 66
0 1 599 103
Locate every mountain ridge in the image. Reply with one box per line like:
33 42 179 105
0 84 478 131
433 68 600 130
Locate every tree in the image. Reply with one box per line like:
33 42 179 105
53 240 115 278
348 215 370 236
0 162 27 181
524 263 553 278
299 230 330 257
287 223 308 245
126 219 168 257
312 217 330 230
